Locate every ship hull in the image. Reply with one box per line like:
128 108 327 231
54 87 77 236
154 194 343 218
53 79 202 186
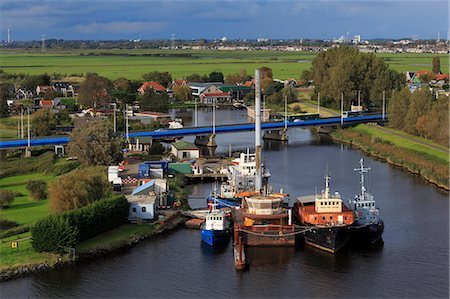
350 220 384 245
302 226 349 253
201 228 230 246
243 226 295 246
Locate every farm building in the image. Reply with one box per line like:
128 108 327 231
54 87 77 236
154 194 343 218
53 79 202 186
127 195 156 222
171 141 200 160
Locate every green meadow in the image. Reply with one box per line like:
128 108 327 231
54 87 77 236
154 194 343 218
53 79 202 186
0 49 447 80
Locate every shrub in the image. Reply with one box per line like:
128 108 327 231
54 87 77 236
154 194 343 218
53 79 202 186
49 166 111 212
0 224 32 239
31 195 129 253
0 219 19 230
0 151 55 178
26 180 48 201
0 189 15 208
49 161 80 176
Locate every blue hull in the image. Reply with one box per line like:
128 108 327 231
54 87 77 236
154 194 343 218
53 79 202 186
201 228 230 246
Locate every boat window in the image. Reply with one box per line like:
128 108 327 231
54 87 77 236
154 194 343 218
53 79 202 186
322 216 326 220
330 216 333 220
142 207 146 212
344 216 347 220
261 203 271 209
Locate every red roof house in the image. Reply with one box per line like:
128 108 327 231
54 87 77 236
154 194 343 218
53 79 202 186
138 82 166 95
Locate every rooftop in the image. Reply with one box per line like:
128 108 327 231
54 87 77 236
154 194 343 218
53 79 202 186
172 141 199 150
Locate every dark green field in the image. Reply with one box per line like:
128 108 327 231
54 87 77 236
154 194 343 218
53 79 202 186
0 49 447 80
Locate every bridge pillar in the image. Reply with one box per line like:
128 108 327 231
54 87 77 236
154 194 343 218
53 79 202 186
195 134 217 147
262 128 288 141
24 148 32 157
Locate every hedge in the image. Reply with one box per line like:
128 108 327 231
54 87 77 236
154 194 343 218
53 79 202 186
31 195 129 253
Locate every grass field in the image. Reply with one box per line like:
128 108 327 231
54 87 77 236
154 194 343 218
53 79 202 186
0 173 56 225
0 49 447 80
352 124 448 164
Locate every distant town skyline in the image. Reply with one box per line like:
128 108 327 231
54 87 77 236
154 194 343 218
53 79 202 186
1 0 448 41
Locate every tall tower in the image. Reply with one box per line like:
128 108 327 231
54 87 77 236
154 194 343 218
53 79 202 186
41 34 46 52
437 31 440 43
7 29 11 43
171 33 175 49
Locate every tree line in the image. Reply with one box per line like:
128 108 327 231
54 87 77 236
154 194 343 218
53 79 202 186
387 88 448 146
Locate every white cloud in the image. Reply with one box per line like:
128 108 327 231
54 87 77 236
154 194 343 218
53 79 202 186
74 21 167 34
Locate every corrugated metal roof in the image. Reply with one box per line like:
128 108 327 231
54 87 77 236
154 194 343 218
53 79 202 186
132 179 155 195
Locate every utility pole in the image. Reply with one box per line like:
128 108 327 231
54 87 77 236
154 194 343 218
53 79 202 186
112 103 117 133
317 92 320 115
358 90 361 107
125 104 129 142
341 93 344 125
382 91 386 120
27 107 30 148
20 108 24 138
212 99 216 135
194 98 198 127
284 96 288 130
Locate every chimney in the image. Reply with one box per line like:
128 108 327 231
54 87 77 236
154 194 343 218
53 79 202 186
255 69 262 191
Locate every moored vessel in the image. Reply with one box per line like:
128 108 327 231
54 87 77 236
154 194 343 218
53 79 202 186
200 201 231 246
348 159 384 244
295 175 355 253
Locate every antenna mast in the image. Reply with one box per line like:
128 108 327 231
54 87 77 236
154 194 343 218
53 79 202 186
354 158 370 196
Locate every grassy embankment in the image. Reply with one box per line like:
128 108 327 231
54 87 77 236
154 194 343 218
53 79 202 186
0 50 447 81
331 124 449 190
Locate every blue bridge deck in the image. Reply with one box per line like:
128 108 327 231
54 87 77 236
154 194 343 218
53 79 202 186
0 114 385 149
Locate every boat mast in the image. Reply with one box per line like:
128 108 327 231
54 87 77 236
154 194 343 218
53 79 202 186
255 69 262 192
324 174 331 199
354 158 370 197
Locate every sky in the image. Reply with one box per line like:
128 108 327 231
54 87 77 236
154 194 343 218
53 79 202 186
1 0 448 41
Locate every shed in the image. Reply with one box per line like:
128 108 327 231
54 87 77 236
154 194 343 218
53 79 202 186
171 141 200 160
127 195 156 222
168 163 193 175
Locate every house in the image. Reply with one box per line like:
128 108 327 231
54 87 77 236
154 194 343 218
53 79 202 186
36 85 55 95
219 85 253 101
51 82 75 97
188 82 222 97
241 80 254 87
200 92 231 104
171 79 188 89
130 178 169 208
137 81 166 95
435 74 449 82
15 88 33 100
39 99 54 109
127 195 156 222
406 71 416 83
128 136 153 152
133 111 172 125
171 141 200 160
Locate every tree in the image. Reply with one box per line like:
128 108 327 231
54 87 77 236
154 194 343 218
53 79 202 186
77 73 112 108
224 69 251 84
282 85 298 103
173 85 192 101
21 74 50 92
265 81 284 97
260 77 273 91
67 119 124 166
260 67 273 80
113 77 132 91
48 166 111 212
139 88 169 112
387 87 411 130
0 83 12 117
423 95 449 146
142 71 172 88
32 109 57 136
0 189 15 209
186 73 208 82
432 56 441 74
404 88 433 135
26 180 48 201
307 46 402 109
208 71 224 83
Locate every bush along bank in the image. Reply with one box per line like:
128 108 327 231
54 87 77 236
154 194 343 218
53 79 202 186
331 128 449 190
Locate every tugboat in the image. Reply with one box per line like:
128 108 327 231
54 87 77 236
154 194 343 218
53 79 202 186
295 175 355 253
348 159 384 244
200 200 231 246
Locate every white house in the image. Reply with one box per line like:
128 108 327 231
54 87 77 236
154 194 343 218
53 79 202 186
171 141 200 160
126 195 156 222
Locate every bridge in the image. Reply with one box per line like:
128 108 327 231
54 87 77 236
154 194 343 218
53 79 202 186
0 114 385 149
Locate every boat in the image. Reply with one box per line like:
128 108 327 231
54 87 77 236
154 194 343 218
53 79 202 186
295 175 355 253
168 120 183 129
206 149 266 208
347 159 384 244
200 201 231 246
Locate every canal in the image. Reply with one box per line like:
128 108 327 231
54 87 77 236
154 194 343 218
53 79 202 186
2 108 448 298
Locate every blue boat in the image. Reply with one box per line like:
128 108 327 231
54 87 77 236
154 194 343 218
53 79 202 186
200 203 231 246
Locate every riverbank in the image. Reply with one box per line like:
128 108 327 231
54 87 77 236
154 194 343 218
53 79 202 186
331 124 449 190
0 211 187 282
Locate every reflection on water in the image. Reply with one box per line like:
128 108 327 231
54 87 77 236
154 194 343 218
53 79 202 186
246 246 296 266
